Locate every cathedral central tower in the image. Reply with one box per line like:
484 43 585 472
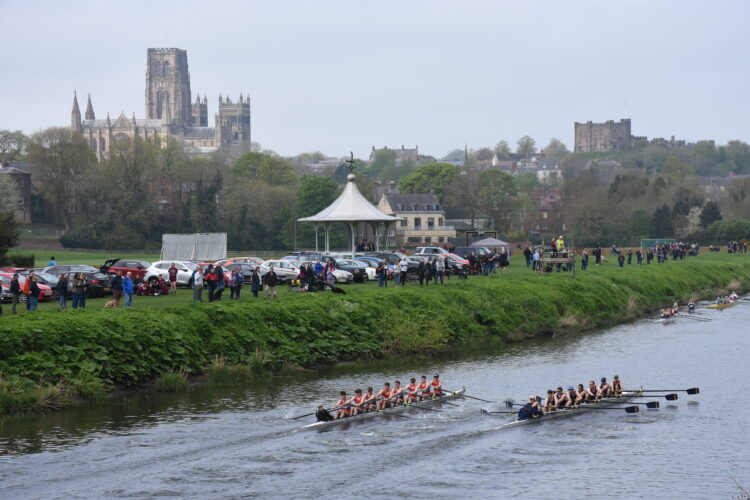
145 48 192 127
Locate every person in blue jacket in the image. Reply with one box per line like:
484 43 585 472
122 272 135 309
517 395 544 421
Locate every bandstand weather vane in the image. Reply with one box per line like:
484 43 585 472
346 152 355 173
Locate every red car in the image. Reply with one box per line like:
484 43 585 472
101 258 151 280
0 273 54 302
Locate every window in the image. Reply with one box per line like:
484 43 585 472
414 217 421 230
542 212 548 219
438 237 445 243
407 237 421 243
427 218 435 229
438 218 443 226
542 223 549 230
388 228 395 236
424 237 432 243
400 219 407 227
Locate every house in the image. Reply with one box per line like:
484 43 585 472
377 193 456 246
531 189 563 238
0 162 32 223
516 156 562 185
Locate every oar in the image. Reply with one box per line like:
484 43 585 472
481 409 516 415
287 403 349 420
628 393 679 400
628 388 699 394
444 389 491 403
587 400 660 409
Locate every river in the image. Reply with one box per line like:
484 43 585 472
1 298 749 499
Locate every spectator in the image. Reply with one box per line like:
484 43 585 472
231 268 244 299
524 246 532 267
314 259 324 277
418 258 427 286
435 256 445 284
376 260 387 288
214 264 226 300
627 248 633 265
111 271 123 307
10 273 21 314
71 273 83 309
251 267 262 298
263 266 278 299
618 253 625 268
123 272 134 309
57 273 69 309
22 271 32 310
581 250 589 271
79 274 88 308
167 263 178 295
205 265 217 302
498 250 509 274
28 276 40 312
47 256 57 266
532 249 540 271
399 256 409 286
192 266 204 302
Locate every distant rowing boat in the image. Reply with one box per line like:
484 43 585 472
299 387 465 430
496 390 641 429
708 302 738 309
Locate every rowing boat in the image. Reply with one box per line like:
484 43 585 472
708 302 738 309
299 387 465 430
496 390 641 429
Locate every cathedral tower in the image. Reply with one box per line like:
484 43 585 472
145 48 192 127
71 91 82 133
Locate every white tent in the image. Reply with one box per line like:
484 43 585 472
297 173 400 253
161 233 227 261
471 237 509 250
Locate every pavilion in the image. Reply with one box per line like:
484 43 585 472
297 172 400 253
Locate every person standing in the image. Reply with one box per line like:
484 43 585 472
618 253 625 268
71 273 82 309
22 271 32 310
79 274 88 308
392 259 401 286
28 276 40 312
498 250 509 273
10 273 21 314
167 263 178 295
214 264 226 300
47 256 57 266
57 273 69 309
581 250 589 271
532 249 540 271
123 272 134 309
111 271 123 308
205 265 217 302
232 269 244 299
251 267 261 297
524 246 532 267
376 260 387 288
417 258 427 286
627 248 633 265
637 249 644 264
435 256 445 284
192 266 204 302
594 245 602 265
399 256 409 286
264 266 278 299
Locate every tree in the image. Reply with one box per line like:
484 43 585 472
0 212 19 265
651 204 673 237
26 127 96 230
294 151 327 162
0 130 27 165
368 148 397 179
494 140 511 159
0 172 20 213
700 200 722 228
516 136 537 157
543 138 569 160
477 169 517 232
398 163 460 201
442 149 465 161
474 147 494 161
295 176 342 248
232 152 297 186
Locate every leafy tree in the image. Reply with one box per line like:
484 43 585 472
494 140 511 159
477 169 517 232
442 149 465 161
0 212 19 265
0 130 27 165
368 148 397 179
651 204 673 237
232 152 297 186
0 172 20 213
294 151 327 162
294 176 342 248
399 163 460 201
26 127 96 230
700 200 722 227
672 186 702 216
543 138 569 160
629 208 652 243
474 147 494 161
516 135 537 157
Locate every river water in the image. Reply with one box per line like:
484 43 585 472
1 299 749 499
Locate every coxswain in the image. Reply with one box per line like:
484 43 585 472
363 386 377 411
418 375 431 401
376 382 392 410
350 388 365 415
517 395 544 421
334 391 351 419
544 389 556 412
315 405 334 422
390 380 405 407
406 378 419 404
729 291 738 302
431 374 443 397
612 375 623 395
598 377 613 397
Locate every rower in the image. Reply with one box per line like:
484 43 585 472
391 380 405 407
612 375 623 395
672 302 679 315
418 375 431 401
552 386 572 408
599 377 613 397
431 374 443 397
335 391 351 419
376 382 392 410
517 395 544 421
565 386 579 407
687 300 696 312
544 389 556 412
729 291 738 302
315 405 334 422
363 386 377 411
406 378 419 404
586 380 600 401
350 388 365 415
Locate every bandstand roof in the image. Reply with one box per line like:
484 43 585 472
297 174 399 224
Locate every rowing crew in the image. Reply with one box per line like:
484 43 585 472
517 376 623 421
661 303 680 319
316 374 443 421
717 292 738 305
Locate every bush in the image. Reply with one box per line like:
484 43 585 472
60 225 103 249
9 254 35 268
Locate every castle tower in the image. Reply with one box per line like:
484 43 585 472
71 91 82 133
145 48 192 127
84 94 95 120
215 93 251 157
191 93 208 127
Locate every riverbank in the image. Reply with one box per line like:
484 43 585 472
1 253 748 415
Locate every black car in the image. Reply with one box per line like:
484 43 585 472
331 258 367 283
224 263 259 281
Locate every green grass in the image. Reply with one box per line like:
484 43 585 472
8 249 160 266
0 252 748 415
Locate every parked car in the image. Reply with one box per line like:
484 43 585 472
143 261 200 286
330 258 368 282
224 262 267 281
299 261 354 284
365 252 406 266
352 256 382 280
41 264 98 276
262 260 302 283
452 246 490 258
101 258 151 280
0 273 54 302
215 257 265 267
413 247 469 267
79 271 113 298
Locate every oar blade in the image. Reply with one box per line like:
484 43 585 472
665 393 679 401
624 406 640 414
646 401 660 409
686 387 700 395
504 398 515 409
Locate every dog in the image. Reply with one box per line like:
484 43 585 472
331 286 346 294
104 300 116 308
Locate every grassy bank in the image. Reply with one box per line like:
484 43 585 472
1 253 748 415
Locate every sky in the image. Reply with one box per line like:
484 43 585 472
1 0 748 159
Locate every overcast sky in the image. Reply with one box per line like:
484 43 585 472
1 0 748 158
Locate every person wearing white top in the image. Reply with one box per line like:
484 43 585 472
399 257 409 286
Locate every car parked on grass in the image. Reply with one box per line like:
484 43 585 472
330 258 368 282
101 258 151 280
224 262 267 281
262 260 302 283
40 264 98 276
143 261 200 286
215 257 265 267
0 273 54 302
299 261 354 284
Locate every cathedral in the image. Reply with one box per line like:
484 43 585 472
71 48 251 160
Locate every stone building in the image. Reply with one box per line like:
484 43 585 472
0 162 32 223
377 193 456 246
574 119 632 152
71 48 252 160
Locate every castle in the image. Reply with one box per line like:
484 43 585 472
574 119 632 152
71 48 251 160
